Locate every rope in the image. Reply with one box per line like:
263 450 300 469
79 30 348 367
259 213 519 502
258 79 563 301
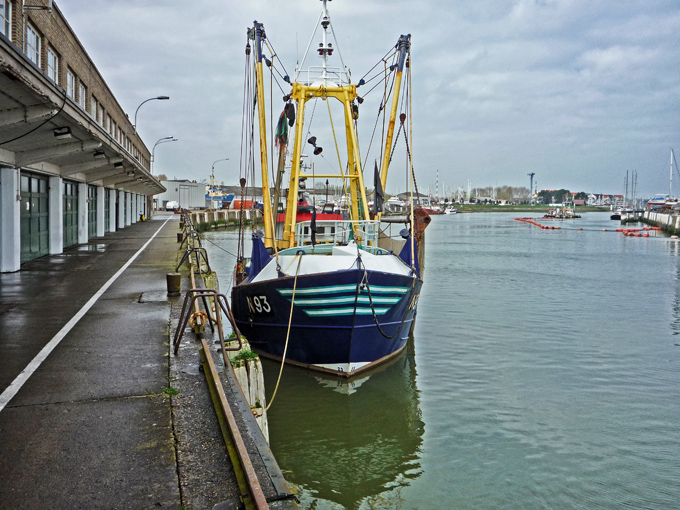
356 254 416 339
327 99 344 179
202 235 239 258
357 47 396 85
189 311 209 330
324 99 353 212
400 115 421 204
266 255 302 411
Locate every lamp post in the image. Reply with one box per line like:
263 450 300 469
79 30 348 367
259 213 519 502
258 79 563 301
133 96 170 131
211 158 230 174
151 136 177 174
210 158 229 187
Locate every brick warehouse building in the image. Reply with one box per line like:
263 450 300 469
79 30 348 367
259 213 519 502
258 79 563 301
0 0 166 272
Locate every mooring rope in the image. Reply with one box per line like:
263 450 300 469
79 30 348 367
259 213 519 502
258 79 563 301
354 253 417 340
266 254 302 411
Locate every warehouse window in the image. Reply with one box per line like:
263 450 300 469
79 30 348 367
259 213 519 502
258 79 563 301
78 82 86 109
25 22 40 66
0 0 10 39
66 69 75 99
47 48 58 83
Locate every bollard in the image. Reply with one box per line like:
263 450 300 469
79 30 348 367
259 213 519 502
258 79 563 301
177 232 184 243
166 273 181 296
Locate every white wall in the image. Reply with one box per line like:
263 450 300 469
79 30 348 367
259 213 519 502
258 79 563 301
118 190 125 229
96 186 105 237
0 167 21 272
77 182 88 244
48 175 63 254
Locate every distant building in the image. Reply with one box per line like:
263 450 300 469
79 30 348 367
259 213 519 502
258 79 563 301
588 194 623 207
157 180 206 210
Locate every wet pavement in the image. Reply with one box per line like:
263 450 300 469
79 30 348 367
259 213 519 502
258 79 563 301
0 215 242 509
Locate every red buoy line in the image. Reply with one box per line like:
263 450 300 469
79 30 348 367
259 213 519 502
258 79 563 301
617 227 661 237
514 217 561 230
514 218 662 237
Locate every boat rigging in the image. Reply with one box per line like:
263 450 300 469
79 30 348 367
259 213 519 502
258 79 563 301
230 0 429 377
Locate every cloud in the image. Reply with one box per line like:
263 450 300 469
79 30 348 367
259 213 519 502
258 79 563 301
56 0 680 197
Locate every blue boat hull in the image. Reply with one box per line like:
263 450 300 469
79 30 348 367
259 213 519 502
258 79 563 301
231 268 421 376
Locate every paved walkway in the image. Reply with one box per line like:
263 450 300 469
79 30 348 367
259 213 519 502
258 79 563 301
0 215 229 509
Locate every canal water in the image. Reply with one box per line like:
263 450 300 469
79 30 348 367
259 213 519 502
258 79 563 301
202 212 680 509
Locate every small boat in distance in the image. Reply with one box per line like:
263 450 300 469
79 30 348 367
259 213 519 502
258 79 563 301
445 207 457 214
544 206 580 219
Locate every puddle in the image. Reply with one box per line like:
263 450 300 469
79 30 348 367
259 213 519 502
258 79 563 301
77 244 108 252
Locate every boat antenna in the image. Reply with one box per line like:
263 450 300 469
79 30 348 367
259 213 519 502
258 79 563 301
323 0 351 81
294 0 350 84
294 11 323 82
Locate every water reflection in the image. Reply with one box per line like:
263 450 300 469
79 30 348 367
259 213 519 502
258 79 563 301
263 339 424 509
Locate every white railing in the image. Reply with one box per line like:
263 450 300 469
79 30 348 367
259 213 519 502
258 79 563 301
295 66 349 87
294 219 380 248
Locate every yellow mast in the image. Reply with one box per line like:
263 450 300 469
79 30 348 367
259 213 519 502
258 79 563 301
252 22 274 249
378 34 411 219
283 84 369 248
257 1 377 249
283 83 307 248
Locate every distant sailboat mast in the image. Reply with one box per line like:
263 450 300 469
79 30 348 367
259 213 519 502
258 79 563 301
670 148 675 199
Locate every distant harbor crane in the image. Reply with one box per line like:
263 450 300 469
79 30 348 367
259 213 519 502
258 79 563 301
528 172 535 202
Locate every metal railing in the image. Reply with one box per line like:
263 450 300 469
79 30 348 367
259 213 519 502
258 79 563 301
173 214 298 509
295 65 349 87
176 212 211 274
172 288 242 357
294 219 381 248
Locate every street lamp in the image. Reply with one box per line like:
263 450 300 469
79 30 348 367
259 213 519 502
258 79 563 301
210 158 229 187
133 96 170 131
211 158 230 174
151 136 177 174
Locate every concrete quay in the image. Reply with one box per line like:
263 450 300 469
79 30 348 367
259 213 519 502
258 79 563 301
0 214 294 509
643 209 680 234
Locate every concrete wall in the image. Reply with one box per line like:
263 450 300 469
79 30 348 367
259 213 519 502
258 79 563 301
644 211 680 232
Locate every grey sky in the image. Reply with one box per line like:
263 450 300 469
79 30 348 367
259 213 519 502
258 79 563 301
57 0 680 197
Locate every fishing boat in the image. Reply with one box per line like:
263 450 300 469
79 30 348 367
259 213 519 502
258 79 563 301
230 1 428 377
205 168 234 209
